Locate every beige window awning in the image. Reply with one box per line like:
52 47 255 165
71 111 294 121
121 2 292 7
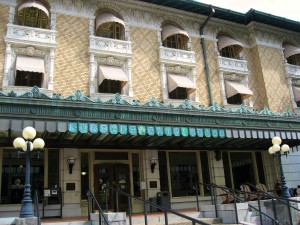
99 65 128 84
284 44 300 58
225 81 253 100
18 0 49 17
96 13 125 31
218 35 243 51
16 56 45 73
162 25 189 41
293 86 300 102
167 74 196 93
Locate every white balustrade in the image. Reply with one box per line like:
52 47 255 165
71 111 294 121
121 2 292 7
159 46 195 65
287 64 300 76
90 36 132 57
218 56 248 73
6 24 56 46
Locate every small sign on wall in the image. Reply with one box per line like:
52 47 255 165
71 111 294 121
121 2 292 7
149 181 157 189
66 183 76 191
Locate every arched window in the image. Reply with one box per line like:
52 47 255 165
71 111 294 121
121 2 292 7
162 24 189 50
218 35 243 59
95 13 125 40
17 1 50 29
283 44 300 66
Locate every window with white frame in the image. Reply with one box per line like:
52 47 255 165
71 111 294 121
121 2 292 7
161 24 189 50
17 1 50 29
95 12 125 40
167 73 196 100
218 35 243 59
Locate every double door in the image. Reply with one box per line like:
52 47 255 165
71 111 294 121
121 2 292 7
94 164 130 212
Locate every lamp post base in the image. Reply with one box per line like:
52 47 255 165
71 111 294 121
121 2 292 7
15 217 37 225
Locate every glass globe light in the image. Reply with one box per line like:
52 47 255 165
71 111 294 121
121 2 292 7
22 141 33 151
268 146 275 154
13 137 26 149
272 144 281 152
272 136 282 145
281 144 289 153
22 127 36 140
33 138 45 149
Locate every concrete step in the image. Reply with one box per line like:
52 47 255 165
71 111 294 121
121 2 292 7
41 217 89 225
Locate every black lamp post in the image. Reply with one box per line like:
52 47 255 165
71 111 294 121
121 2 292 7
13 127 45 218
268 136 291 198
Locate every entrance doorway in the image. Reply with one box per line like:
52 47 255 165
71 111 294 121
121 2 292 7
94 164 130 212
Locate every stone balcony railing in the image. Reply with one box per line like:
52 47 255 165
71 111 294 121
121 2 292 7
89 35 132 58
6 24 56 47
218 56 249 73
286 64 300 76
159 46 195 66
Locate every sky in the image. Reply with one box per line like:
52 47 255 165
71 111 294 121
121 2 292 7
196 0 300 22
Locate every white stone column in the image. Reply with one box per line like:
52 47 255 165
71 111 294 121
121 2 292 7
160 63 168 100
8 5 15 24
50 10 57 30
287 77 297 108
3 44 12 87
48 49 54 90
209 151 226 186
89 17 95 35
125 25 131 41
127 59 133 97
190 68 198 102
219 72 227 105
89 54 96 95
61 148 81 217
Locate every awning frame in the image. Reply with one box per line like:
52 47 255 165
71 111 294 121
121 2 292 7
225 80 253 100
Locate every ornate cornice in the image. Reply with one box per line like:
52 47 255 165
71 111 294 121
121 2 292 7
0 87 299 131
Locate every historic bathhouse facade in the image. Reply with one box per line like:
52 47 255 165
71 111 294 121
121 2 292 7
0 0 300 217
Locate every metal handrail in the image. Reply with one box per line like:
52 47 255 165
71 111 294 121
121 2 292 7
197 182 280 224
246 182 300 225
33 190 41 225
87 189 110 225
105 185 210 225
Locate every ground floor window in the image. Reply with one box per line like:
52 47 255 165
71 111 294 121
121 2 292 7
1 149 44 204
222 151 265 190
159 151 210 197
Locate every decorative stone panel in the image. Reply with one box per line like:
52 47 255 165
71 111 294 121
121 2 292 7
54 14 89 96
131 26 161 102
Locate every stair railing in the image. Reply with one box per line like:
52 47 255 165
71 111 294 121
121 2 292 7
104 185 211 225
246 182 300 225
86 189 110 225
197 182 280 225
33 189 41 225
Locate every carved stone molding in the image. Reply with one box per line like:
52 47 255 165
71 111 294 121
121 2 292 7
14 46 47 58
166 65 189 75
98 56 124 67
224 73 244 82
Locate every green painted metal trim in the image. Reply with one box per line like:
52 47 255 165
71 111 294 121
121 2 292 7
0 87 300 132
68 121 226 138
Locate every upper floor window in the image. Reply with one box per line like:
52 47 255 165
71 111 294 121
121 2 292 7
162 25 189 50
95 13 125 40
168 74 195 100
284 44 300 66
15 56 45 88
98 65 128 94
225 80 252 105
17 1 50 29
218 35 243 60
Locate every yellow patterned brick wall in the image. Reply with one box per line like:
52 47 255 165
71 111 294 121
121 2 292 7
254 45 293 112
131 27 161 102
244 47 269 110
193 38 221 106
54 14 89 96
0 4 9 88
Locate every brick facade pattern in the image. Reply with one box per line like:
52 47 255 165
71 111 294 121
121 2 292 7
54 14 89 96
131 27 161 103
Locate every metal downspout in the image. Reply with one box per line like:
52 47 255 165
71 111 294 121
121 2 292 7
200 7 215 106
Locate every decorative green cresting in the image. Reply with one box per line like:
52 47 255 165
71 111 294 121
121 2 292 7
0 86 299 118
67 122 226 138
